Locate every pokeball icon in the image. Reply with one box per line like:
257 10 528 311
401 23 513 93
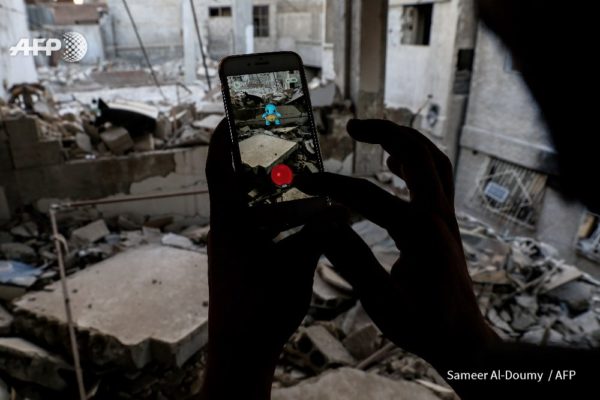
271 164 293 186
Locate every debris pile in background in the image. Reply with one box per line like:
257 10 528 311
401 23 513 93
460 214 600 348
0 82 224 166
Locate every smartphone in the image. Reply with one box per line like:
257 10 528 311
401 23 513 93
219 52 328 225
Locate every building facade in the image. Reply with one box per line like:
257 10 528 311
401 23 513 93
454 26 599 276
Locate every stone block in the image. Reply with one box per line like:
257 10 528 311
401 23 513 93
71 219 110 245
292 325 355 372
100 127 134 155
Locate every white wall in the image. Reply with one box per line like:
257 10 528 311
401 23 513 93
0 0 38 97
384 0 459 138
462 26 551 147
107 0 183 61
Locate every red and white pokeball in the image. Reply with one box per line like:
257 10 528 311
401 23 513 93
271 164 293 186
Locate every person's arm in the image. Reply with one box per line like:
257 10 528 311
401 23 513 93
296 119 598 400
198 120 343 399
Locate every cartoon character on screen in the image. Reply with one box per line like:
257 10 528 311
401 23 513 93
262 103 282 126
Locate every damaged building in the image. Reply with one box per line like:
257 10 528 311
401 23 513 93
0 0 599 398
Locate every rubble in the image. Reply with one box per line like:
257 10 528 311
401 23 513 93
288 325 355 373
272 368 440 400
342 324 381 361
100 127 134 155
70 219 110 245
0 338 72 391
459 213 600 348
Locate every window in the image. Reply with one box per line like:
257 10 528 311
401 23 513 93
454 48 475 94
401 4 433 46
253 5 269 37
473 158 547 227
209 6 231 17
577 213 600 262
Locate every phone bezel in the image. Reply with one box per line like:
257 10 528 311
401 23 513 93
218 51 327 212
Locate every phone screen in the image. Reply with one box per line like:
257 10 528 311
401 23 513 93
226 70 323 207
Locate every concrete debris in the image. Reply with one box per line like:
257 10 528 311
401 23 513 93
458 213 600 348
0 338 72 391
12 245 209 370
9 222 38 239
70 219 110 245
160 233 198 251
0 244 37 265
289 325 355 373
100 127 134 155
342 324 381 361
180 225 210 244
546 281 593 313
239 134 299 169
272 368 440 400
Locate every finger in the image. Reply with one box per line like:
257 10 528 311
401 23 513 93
295 172 410 236
347 119 454 205
206 119 244 224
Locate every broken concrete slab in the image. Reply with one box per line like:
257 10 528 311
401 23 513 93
239 134 298 169
292 325 355 373
12 245 209 369
338 302 373 337
100 127 134 155
0 337 72 391
71 219 110 245
271 368 440 400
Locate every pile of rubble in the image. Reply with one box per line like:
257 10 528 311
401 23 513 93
0 208 211 398
0 82 224 167
270 215 600 399
0 207 598 398
460 214 600 348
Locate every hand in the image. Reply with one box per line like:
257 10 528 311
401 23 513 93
200 120 340 399
296 119 499 370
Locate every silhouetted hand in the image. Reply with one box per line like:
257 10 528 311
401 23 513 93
296 119 500 371
199 120 339 399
